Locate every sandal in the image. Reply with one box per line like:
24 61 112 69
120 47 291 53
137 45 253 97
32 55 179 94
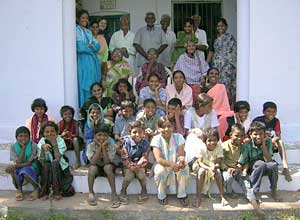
158 198 167 205
111 199 121 208
282 168 292 182
15 191 24 201
119 195 129 205
137 195 148 204
178 197 189 207
27 190 39 201
87 193 97 206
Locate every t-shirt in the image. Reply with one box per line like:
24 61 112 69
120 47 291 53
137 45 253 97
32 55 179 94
199 143 223 168
222 139 241 170
184 108 219 130
113 114 136 137
253 116 281 136
86 141 116 166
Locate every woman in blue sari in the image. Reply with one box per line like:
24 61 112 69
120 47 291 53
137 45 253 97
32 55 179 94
76 10 101 107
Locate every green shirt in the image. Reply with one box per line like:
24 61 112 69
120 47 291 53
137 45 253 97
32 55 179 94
238 138 273 166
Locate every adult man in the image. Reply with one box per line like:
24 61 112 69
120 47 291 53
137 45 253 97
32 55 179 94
192 15 208 60
159 14 176 68
133 12 168 70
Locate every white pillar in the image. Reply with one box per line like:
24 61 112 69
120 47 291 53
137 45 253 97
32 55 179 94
236 0 250 100
62 0 78 111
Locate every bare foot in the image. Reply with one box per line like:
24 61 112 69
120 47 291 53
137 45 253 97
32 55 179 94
195 196 201 208
87 193 97 206
271 190 282 202
250 200 264 216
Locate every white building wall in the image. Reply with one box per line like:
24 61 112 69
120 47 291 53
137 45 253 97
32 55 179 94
249 0 300 142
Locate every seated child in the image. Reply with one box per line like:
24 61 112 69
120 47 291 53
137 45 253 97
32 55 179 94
114 100 136 144
25 98 55 143
184 93 219 136
5 126 39 201
253 101 292 182
138 73 167 115
136 98 160 140
86 124 120 208
119 121 150 204
37 122 74 201
222 124 263 215
58 105 83 169
239 121 281 201
167 98 184 135
190 128 228 207
224 100 251 141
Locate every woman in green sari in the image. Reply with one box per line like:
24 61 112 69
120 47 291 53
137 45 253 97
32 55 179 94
103 48 133 97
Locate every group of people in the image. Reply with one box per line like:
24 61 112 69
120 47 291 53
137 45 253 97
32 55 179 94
5 9 291 216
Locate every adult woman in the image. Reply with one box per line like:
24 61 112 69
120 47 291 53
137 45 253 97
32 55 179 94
102 48 133 97
166 70 193 111
99 18 111 46
207 18 237 105
76 10 101 107
151 116 189 206
174 41 209 99
90 21 109 65
201 68 234 139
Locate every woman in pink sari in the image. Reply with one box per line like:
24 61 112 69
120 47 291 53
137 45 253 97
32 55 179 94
201 68 234 139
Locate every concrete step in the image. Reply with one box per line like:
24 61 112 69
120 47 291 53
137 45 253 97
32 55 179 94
1 163 300 194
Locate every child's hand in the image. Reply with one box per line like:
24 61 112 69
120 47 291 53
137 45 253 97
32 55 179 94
241 169 248 177
171 162 180 172
227 167 236 175
42 144 52 151
101 140 109 151
175 105 182 118
154 85 161 94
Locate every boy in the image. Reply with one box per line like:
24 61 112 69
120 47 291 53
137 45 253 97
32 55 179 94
113 100 136 143
239 121 281 201
253 101 292 182
136 98 160 140
224 101 251 140
86 124 120 208
222 124 263 215
120 121 150 204
167 98 184 135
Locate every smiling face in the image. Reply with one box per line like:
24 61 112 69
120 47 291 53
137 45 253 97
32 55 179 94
216 21 227 35
148 75 160 91
145 13 155 27
159 120 174 140
205 135 218 151
230 129 244 146
99 19 107 31
183 21 193 34
79 13 89 28
147 49 158 62
197 102 213 116
122 106 134 119
118 82 128 93
89 107 101 121
144 102 156 118
264 107 277 122
16 132 30 146
92 84 103 100
160 17 170 31
43 126 57 140
167 105 177 119
95 132 108 144
207 69 219 85
236 109 249 122
186 41 196 55
90 23 99 35
62 109 73 123
250 129 265 146
130 126 144 143
112 49 122 62
173 72 185 88
34 107 46 118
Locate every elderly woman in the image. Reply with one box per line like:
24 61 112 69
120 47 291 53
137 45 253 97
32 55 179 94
151 116 189 206
102 48 133 97
207 18 237 105
173 41 209 99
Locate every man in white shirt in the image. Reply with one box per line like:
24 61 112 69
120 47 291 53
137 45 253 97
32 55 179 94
158 14 176 68
191 15 208 60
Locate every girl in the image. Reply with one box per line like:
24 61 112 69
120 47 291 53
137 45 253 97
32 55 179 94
58 106 83 169
37 122 74 201
5 126 39 201
112 78 136 112
151 116 189 206
25 98 55 143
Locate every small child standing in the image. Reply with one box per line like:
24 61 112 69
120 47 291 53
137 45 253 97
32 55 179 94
5 126 39 201
86 124 120 208
120 121 150 204
167 98 184 135
58 105 82 169
253 101 292 182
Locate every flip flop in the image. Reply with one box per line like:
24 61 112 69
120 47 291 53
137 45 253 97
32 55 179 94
178 197 189 207
27 190 39 201
137 195 148 204
15 191 24 201
111 199 121 208
119 195 129 205
158 198 167 205
282 168 292 182
87 194 97 206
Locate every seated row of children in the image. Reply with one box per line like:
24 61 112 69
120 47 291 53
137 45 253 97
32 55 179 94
5 92 289 214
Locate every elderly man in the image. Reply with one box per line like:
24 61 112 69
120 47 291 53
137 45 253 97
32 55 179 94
192 15 208 60
159 14 176 68
133 12 168 70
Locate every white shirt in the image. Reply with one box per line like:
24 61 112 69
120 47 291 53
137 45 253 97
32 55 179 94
109 30 136 67
158 29 176 67
184 108 219 130
195 28 208 60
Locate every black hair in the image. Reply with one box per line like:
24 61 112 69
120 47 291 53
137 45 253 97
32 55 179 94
90 82 103 92
184 17 194 26
172 70 186 81
145 11 155 18
147 72 160 82
207 67 220 76
157 116 172 128
147 48 158 56
120 100 135 110
88 103 101 113
90 20 99 27
234 101 250 112
128 120 144 132
249 121 266 134
217 18 228 26
15 126 30 138
76 9 89 20
113 78 133 93
40 121 59 137
94 123 111 135
230 123 245 134
168 98 182 108
194 93 213 110
31 98 48 113
263 101 277 112
60 105 75 118
202 128 219 143
143 98 156 107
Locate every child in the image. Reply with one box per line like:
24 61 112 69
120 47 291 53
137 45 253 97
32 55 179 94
239 121 281 201
152 116 189 206
184 93 219 136
120 121 150 204
58 105 83 169
112 78 136 112
224 100 251 141
5 126 39 201
167 98 184 135
253 101 292 182
222 124 263 215
86 124 120 208
37 121 74 201
25 98 55 143
113 100 136 144
191 128 228 207
138 73 167 115
136 98 160 140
